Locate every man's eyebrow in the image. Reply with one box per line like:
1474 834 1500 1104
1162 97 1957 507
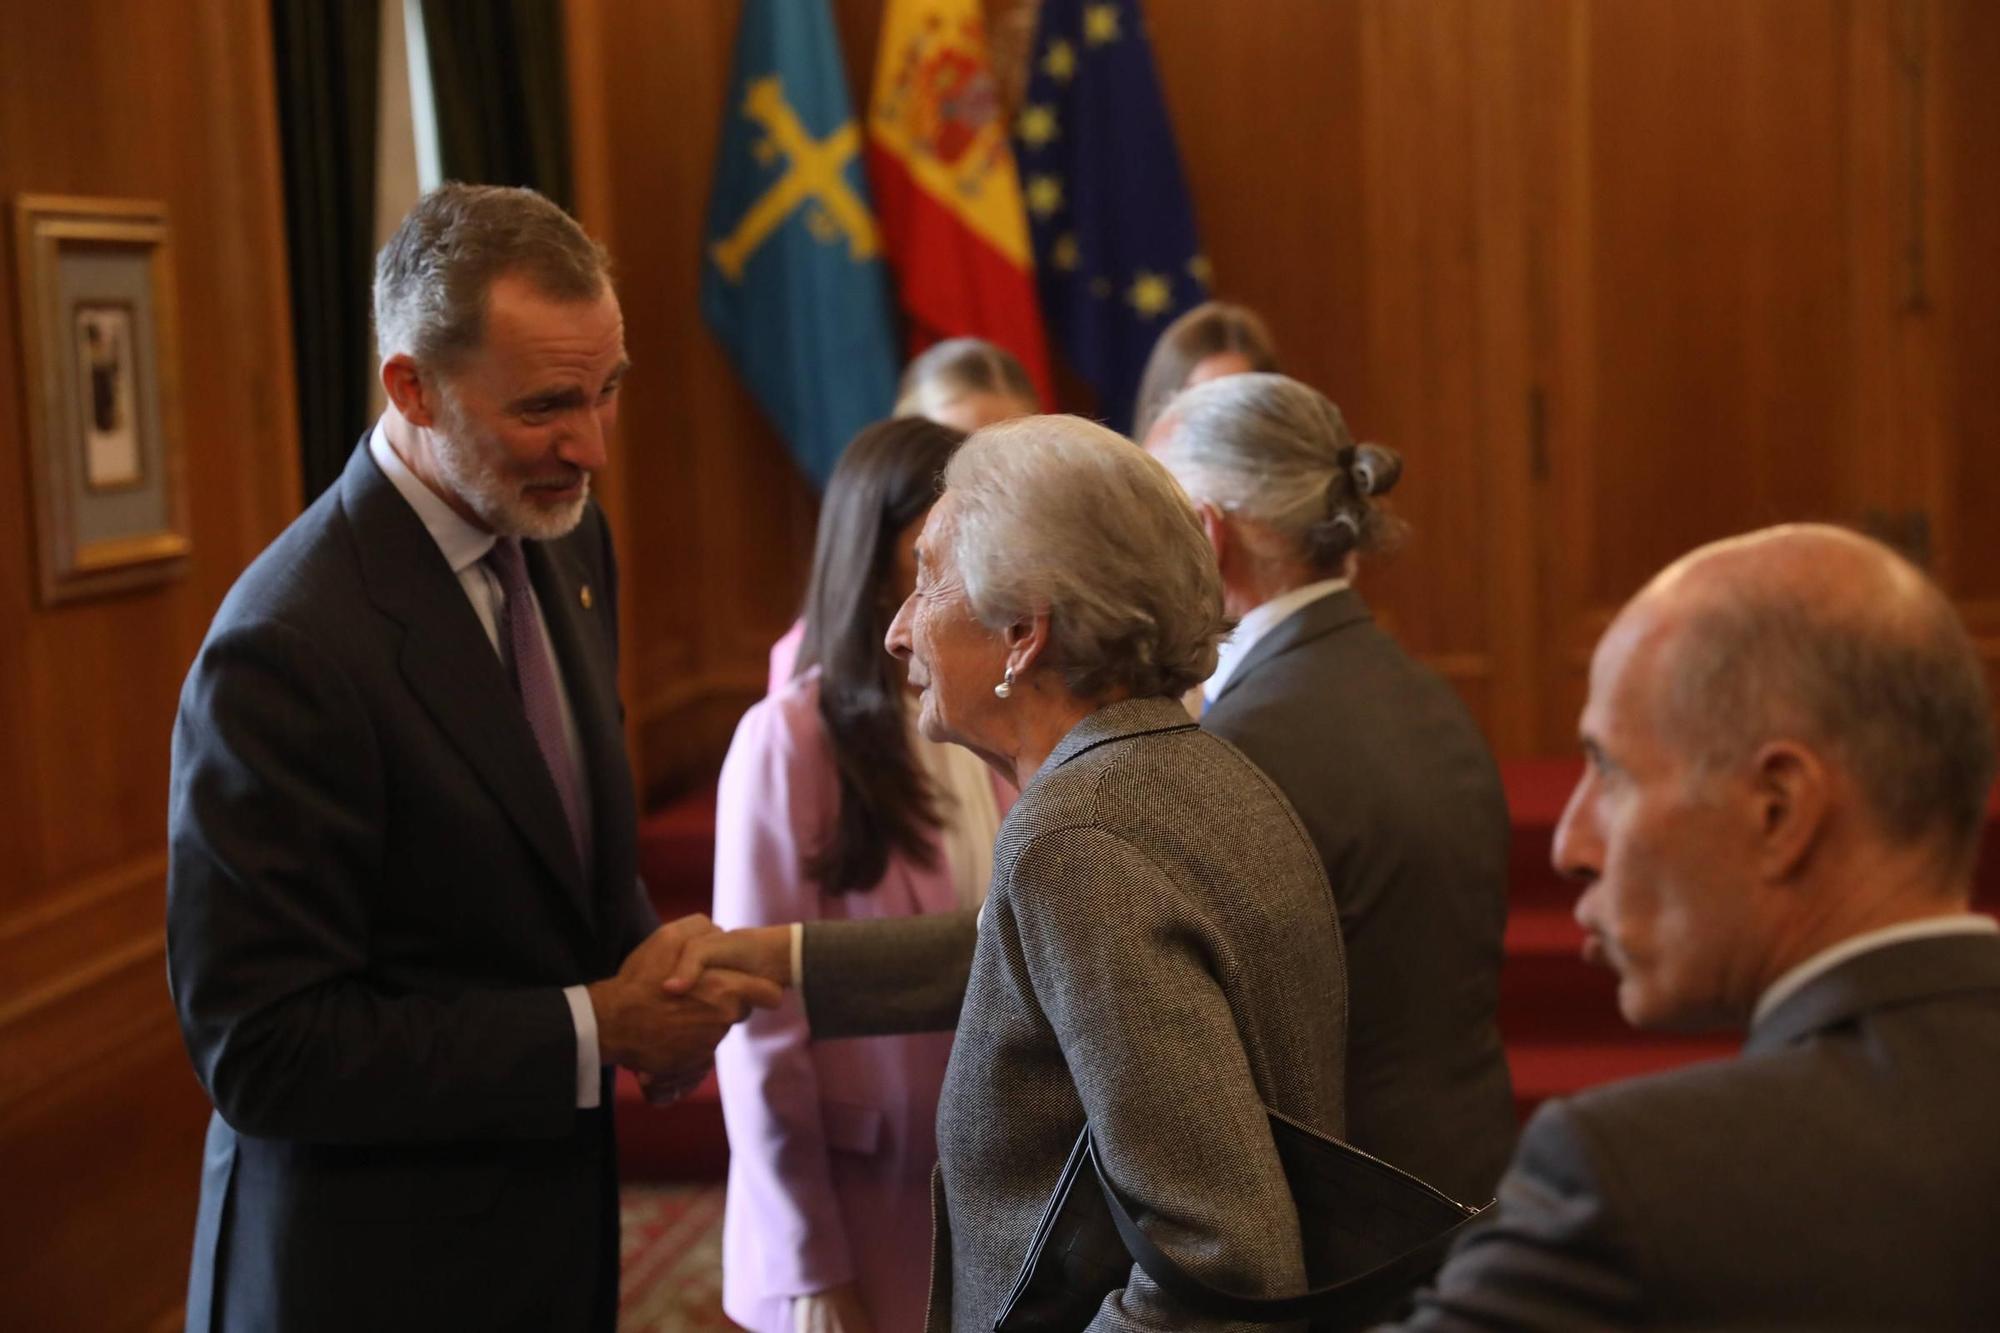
506 363 630 414
507 386 588 413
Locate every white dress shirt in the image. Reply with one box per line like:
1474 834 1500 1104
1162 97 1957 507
1752 913 2000 1028
1202 575 1351 704
369 424 604 1108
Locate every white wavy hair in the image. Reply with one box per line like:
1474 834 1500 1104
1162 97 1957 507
941 415 1226 700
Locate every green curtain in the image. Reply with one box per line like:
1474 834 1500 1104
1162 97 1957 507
271 0 381 505
419 0 574 208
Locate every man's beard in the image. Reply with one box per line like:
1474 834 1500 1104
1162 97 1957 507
431 396 590 541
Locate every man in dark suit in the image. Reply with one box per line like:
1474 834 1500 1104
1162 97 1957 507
1148 373 1517 1206
1398 523 2000 1328
167 184 774 1332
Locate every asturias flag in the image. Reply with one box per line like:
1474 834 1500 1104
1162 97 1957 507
701 0 900 487
1013 0 1208 434
866 0 1053 405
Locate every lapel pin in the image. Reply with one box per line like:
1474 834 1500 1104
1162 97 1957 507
580 585 593 610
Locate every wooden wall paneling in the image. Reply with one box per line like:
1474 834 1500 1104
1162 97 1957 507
1462 0 1548 757
572 0 2000 789
1148 0 1529 746
1534 0 1882 749
1346 0 1505 740
1929 1 2000 699
0 1023 212 1333
560 0 637 779
1146 0 1370 418
0 0 301 1326
568 0 821 806
1533 0 1598 750
1841 0 1940 551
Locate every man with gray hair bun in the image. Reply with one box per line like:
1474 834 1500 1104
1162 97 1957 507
1395 524 2000 1329
167 183 778 1332
1146 372 1518 1210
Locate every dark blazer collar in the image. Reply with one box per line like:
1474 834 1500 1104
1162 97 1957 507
1038 695 1198 780
1208 586 1375 707
337 440 597 926
1745 931 2000 1055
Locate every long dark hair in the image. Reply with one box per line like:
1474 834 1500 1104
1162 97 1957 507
797 417 967 893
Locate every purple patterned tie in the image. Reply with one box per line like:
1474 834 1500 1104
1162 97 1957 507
485 536 592 874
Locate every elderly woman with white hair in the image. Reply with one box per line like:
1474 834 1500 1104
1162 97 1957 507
670 415 1349 1332
1147 372 1517 1207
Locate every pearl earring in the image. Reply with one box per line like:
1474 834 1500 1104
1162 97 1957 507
994 667 1016 699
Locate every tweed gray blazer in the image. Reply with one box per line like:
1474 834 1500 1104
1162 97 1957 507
1399 933 2000 1330
846 697 1349 1332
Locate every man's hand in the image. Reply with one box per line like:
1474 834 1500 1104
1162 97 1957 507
589 919 784 1079
620 912 723 985
793 1284 874 1333
660 923 795 996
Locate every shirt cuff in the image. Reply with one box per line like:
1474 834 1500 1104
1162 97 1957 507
791 922 806 1020
563 983 602 1109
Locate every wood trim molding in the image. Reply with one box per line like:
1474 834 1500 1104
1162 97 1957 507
0 928 171 1121
0 850 166 943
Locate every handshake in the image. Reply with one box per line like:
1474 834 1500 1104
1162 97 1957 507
585 915 796 1101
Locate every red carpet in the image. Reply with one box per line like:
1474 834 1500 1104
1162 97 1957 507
618 1184 739 1331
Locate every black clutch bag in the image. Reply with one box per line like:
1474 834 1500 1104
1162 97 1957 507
995 1107 1493 1332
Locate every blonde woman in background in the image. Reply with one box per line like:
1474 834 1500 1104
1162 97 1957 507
1130 299 1280 442
769 338 1041 691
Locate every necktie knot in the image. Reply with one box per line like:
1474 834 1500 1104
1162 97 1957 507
485 535 531 598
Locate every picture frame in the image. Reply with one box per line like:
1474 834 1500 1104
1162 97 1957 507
12 195 189 604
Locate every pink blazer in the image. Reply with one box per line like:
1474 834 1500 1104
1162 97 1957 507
767 618 805 694
714 671 1011 1333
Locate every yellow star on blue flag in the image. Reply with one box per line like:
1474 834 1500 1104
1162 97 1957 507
1012 0 1207 433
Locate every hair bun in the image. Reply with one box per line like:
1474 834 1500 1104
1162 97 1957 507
1351 443 1403 499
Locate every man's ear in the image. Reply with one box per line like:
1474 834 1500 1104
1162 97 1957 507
1749 740 1831 882
1003 610 1052 681
382 354 440 428
1197 501 1228 565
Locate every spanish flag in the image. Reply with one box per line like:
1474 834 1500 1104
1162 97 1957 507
866 0 1053 403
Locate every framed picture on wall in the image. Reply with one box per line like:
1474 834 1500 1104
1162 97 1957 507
12 195 189 604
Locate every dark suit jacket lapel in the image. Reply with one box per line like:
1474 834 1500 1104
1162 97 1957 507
1209 587 1375 708
338 443 595 927
1745 932 2000 1056
527 533 635 935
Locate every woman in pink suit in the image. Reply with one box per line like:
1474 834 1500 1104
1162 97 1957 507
716 417 1011 1333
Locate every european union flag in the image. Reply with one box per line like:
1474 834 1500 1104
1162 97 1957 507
1012 0 1207 435
702 0 900 488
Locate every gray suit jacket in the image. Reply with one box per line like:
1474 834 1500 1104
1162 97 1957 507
1201 588 1515 1203
1399 932 2000 1330
812 698 1348 1332
167 442 656 1332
